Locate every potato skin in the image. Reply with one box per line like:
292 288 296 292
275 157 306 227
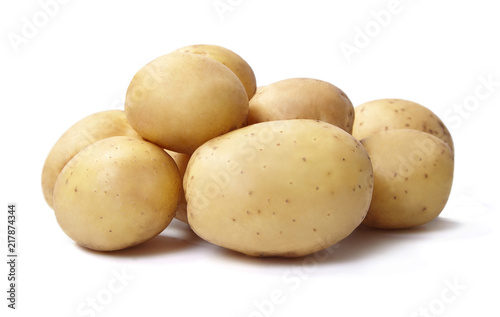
353 98 454 153
53 136 181 251
172 44 257 100
124 53 249 154
184 119 373 257
360 129 454 229
41 110 141 208
248 78 354 134
165 150 190 223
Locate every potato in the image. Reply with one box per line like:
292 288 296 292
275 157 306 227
360 129 454 229
53 136 181 251
124 52 249 154
184 119 373 257
165 150 190 223
41 110 141 208
172 44 257 100
353 98 454 153
247 78 355 134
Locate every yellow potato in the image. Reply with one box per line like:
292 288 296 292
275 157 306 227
172 44 257 100
166 150 191 223
53 136 181 251
248 78 355 134
360 129 454 229
353 98 454 153
184 119 373 257
125 53 249 154
41 110 141 208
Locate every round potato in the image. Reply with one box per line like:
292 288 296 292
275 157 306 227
53 136 181 251
184 119 373 257
172 44 257 100
248 78 355 134
360 129 454 229
353 98 454 153
166 150 191 223
124 53 249 154
41 110 141 208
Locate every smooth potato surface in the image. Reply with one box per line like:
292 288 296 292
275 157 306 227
166 150 191 223
172 44 257 100
41 110 141 208
53 136 181 251
360 129 454 229
125 53 249 154
184 119 373 257
353 99 454 153
248 78 354 133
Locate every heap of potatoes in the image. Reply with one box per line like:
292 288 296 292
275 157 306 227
42 44 454 257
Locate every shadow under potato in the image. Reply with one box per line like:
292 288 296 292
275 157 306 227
215 217 464 266
74 216 463 261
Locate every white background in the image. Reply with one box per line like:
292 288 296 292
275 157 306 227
1 0 499 316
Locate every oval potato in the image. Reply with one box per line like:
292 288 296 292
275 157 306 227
360 129 454 229
353 98 454 153
41 110 141 208
125 53 249 154
248 78 354 134
53 136 181 251
184 119 373 257
172 44 257 100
